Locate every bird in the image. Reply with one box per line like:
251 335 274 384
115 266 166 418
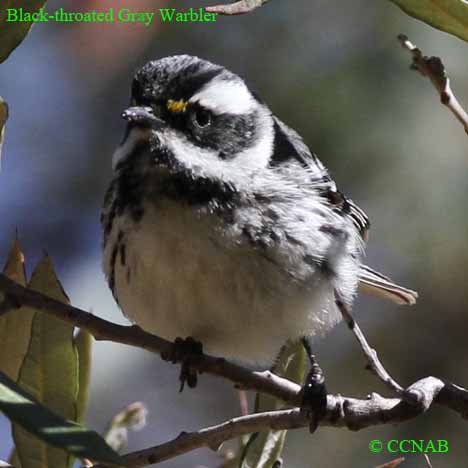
101 55 417 379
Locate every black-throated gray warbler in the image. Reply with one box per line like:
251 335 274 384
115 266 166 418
101 55 417 371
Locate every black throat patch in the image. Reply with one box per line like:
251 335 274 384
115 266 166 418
102 141 240 244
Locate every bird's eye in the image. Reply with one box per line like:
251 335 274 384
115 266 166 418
191 108 212 128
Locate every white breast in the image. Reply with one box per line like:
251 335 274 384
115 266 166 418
103 199 342 366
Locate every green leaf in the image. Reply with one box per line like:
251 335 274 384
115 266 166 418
8 449 20 468
0 370 124 466
7 449 20 468
74 329 93 424
389 0 468 42
0 0 48 63
2 236 25 286
239 341 306 468
0 237 34 383
12 256 79 468
0 97 7 169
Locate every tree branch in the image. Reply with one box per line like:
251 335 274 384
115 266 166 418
0 273 302 405
2 273 468 467
92 376 468 467
398 34 468 135
206 0 270 15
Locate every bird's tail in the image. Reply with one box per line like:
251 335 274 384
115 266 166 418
358 264 418 306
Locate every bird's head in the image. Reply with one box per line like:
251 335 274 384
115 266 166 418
113 55 276 193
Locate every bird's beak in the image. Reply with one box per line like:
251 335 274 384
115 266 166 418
121 106 164 130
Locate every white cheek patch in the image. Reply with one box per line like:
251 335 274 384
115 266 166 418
112 127 151 170
160 129 221 172
190 78 256 115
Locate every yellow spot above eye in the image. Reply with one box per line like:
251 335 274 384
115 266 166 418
167 99 188 113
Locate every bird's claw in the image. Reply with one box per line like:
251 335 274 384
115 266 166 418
162 337 204 392
301 365 327 433
300 338 327 433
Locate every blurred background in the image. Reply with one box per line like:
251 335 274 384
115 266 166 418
1 0 468 466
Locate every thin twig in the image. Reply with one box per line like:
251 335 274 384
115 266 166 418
335 291 406 396
206 0 270 15
424 454 434 468
375 458 405 468
238 390 249 416
398 34 468 135
336 290 441 408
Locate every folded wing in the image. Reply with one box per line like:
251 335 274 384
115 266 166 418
359 264 418 305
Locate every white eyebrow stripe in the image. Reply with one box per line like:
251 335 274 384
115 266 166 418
189 78 256 115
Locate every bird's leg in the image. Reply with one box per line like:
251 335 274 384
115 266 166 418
161 337 204 392
301 337 327 433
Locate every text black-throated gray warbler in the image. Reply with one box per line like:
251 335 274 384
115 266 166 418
101 55 417 376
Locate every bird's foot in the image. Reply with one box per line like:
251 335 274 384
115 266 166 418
301 338 327 433
162 337 204 392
